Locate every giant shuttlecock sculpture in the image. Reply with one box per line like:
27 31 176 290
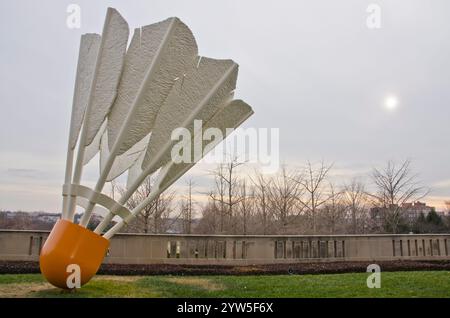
39 8 254 289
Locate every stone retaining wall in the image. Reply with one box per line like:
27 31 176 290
1 230 449 265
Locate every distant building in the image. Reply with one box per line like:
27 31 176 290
401 201 435 222
370 201 438 223
35 212 60 223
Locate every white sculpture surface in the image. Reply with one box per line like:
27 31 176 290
40 8 253 289
60 8 253 238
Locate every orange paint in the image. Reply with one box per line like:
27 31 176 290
39 219 109 289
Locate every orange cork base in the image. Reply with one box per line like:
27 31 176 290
39 219 109 289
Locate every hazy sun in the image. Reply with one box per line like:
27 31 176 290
384 95 399 111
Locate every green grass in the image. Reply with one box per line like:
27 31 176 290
0 271 449 298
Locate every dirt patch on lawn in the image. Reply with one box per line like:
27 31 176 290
0 282 52 298
93 275 141 283
165 277 223 291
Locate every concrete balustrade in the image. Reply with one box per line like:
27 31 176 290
0 230 449 265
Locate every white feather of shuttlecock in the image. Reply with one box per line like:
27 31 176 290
103 99 253 238
62 8 253 239
63 8 129 220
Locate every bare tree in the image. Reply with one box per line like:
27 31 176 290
237 179 254 235
267 166 303 233
125 177 152 233
195 202 218 234
152 190 177 233
370 160 428 233
444 201 450 231
124 176 176 233
208 165 226 232
208 156 245 233
181 179 195 234
295 161 334 234
250 171 271 234
321 183 346 234
343 178 369 234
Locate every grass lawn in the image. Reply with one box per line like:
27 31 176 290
0 271 449 298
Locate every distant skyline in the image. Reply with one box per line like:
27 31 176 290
0 0 449 212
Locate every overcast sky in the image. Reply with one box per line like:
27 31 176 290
0 0 449 212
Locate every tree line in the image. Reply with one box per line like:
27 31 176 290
122 158 450 235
